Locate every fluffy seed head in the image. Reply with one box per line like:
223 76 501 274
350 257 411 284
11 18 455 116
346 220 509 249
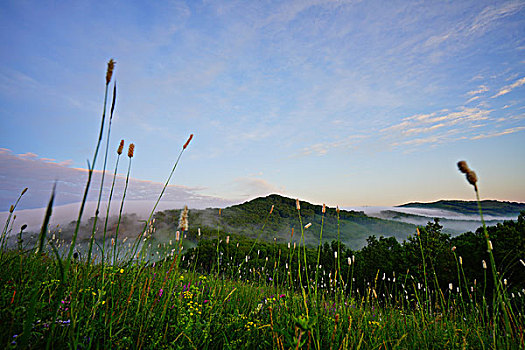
451 246 456 252
178 205 189 231
482 260 487 269
106 59 115 85
128 143 135 158
117 140 124 155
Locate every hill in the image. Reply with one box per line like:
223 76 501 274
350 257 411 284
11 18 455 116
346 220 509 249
153 194 417 249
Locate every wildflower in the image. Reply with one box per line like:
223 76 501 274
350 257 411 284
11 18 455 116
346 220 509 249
451 246 456 252
347 257 351 266
120 269 124 274
482 260 487 269
176 231 180 241
459 256 462 265
487 240 493 251
226 236 230 244
449 283 453 291
304 223 312 229
117 140 124 155
334 251 338 259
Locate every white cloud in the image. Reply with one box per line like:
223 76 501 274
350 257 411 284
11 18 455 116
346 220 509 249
0 148 230 211
467 85 489 96
471 126 525 140
466 96 481 104
492 77 525 98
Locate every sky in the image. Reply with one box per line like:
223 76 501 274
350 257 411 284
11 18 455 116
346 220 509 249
1 0 524 213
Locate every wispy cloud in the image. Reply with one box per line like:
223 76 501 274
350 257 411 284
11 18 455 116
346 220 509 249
471 126 525 140
299 135 368 156
467 85 489 96
381 106 497 149
492 77 525 98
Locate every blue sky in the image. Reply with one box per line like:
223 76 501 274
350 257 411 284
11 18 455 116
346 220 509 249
1 0 524 211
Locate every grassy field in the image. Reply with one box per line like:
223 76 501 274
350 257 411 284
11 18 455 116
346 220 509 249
0 61 523 349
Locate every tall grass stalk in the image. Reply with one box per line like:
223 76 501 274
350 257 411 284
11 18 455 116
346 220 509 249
113 144 133 265
101 139 124 278
0 188 27 254
65 59 115 270
129 134 193 263
86 82 117 265
416 228 430 314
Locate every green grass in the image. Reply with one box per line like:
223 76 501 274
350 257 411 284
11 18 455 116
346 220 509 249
2 248 523 349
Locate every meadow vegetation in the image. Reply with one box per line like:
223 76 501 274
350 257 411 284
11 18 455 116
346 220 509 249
0 61 524 349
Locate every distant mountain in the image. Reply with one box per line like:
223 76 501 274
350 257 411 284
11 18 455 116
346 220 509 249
153 194 417 250
397 200 525 217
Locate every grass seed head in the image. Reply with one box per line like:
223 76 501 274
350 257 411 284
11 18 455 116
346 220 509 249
466 170 478 188
296 199 300 210
106 59 115 85
183 134 193 149
117 140 124 155
457 160 470 174
128 143 135 158
21 188 28 195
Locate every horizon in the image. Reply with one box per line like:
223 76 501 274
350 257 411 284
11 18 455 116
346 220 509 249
1 1 525 212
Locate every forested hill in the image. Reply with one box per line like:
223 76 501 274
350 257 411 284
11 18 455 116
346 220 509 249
397 200 525 217
154 194 417 249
